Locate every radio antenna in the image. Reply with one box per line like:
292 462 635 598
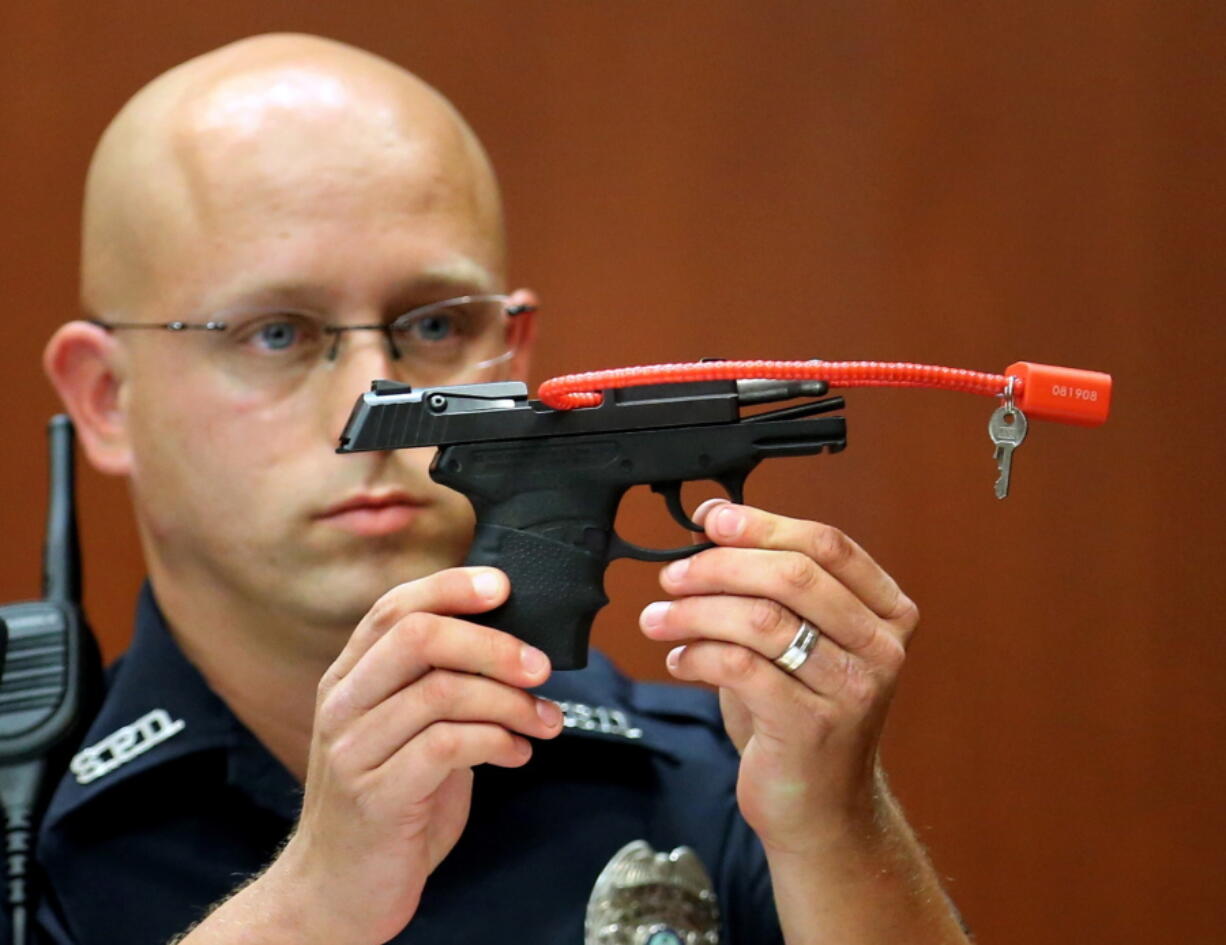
41 415 80 605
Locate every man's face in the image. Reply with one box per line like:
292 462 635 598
111 88 519 635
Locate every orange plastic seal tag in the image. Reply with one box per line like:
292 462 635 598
1006 361 1112 426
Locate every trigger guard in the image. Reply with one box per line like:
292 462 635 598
606 532 714 563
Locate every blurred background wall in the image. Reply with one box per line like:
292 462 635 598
1 2 1221 942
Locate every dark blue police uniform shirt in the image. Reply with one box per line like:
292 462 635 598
26 585 783 944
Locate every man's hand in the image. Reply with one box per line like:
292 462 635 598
247 567 563 945
641 499 915 850
640 500 967 943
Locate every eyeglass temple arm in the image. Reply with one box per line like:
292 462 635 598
84 318 227 332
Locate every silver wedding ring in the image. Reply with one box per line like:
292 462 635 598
772 620 820 674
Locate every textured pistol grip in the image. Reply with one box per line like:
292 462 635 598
464 523 610 670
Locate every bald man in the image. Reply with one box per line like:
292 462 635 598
33 34 969 945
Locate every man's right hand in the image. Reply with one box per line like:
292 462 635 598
186 567 562 945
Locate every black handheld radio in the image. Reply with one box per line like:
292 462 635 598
0 416 103 944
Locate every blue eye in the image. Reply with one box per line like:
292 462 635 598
255 320 299 351
412 314 455 342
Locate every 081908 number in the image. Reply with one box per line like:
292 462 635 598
1052 384 1098 402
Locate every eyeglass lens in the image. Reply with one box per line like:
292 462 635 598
201 296 517 395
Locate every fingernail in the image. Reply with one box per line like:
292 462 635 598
641 600 671 630
536 698 563 727
521 645 549 676
666 645 686 670
665 558 691 582
713 505 745 539
691 497 729 526
473 571 503 602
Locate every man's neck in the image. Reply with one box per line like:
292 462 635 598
147 571 347 783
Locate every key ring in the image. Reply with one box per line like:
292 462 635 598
1000 375 1018 414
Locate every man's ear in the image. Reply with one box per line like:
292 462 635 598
43 321 133 476
507 287 539 382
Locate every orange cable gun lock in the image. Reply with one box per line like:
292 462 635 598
337 359 1112 668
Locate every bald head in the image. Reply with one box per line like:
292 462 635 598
81 33 504 317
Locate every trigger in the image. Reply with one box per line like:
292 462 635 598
652 482 703 533
718 474 746 505
651 477 747 533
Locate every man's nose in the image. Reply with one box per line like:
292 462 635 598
323 331 400 437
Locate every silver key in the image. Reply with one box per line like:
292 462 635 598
988 405 1028 499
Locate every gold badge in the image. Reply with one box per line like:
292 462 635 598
585 840 720 945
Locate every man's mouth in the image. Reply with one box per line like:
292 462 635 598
316 491 424 537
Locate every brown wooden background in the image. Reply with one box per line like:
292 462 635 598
2 2 1222 942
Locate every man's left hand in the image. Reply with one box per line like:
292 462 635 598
639 499 919 857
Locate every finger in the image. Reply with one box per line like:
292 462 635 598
659 547 897 658
323 567 510 689
321 614 550 728
689 497 732 540
338 671 564 771
641 594 880 700
695 504 917 626
664 641 831 745
691 496 732 524
379 722 534 801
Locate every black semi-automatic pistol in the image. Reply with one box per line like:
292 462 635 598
338 378 847 670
